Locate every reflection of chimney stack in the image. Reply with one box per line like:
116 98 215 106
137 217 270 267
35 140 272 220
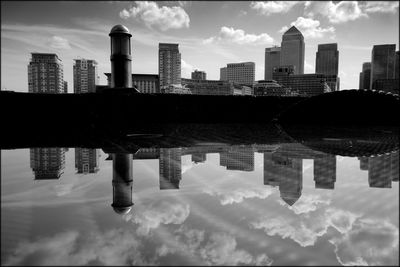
111 153 133 215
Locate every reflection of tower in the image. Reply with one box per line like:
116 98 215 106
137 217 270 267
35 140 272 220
75 148 100 174
112 153 133 214
391 151 399 182
219 147 254 171
314 156 336 189
273 154 302 206
263 152 280 187
358 157 369 171
30 148 65 179
159 148 182 189
368 154 392 188
191 153 206 164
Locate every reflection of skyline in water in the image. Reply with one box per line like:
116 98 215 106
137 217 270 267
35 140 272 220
28 142 399 215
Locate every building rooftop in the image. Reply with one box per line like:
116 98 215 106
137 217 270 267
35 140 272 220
283 26 303 36
109 24 131 36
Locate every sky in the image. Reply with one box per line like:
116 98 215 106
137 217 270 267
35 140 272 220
1 1 399 92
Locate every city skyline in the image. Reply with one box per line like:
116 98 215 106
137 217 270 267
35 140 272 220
1 1 399 92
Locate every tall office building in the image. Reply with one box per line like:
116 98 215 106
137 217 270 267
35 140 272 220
63 81 68 93
159 43 181 88
225 62 255 86
191 70 206 80
395 51 400 79
359 62 371 90
368 154 392 188
75 148 100 174
280 26 305 75
219 147 254 171
314 156 336 189
220 67 227 81
28 53 64 93
264 46 281 80
316 43 339 91
73 59 98 93
370 44 396 89
30 148 66 179
159 148 182 189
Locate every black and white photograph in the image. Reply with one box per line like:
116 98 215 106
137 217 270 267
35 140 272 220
1 1 399 266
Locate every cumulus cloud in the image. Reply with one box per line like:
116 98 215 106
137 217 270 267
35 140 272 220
250 1 300 15
156 226 273 266
304 1 367 24
279 17 335 39
181 60 195 79
48 36 71 49
119 1 190 31
360 1 399 13
329 219 399 266
206 187 274 205
204 26 274 46
126 200 190 235
4 229 153 265
278 194 330 214
251 208 361 247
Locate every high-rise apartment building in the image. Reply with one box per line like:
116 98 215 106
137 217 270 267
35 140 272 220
225 62 255 86
30 148 66 179
73 59 98 93
370 44 396 89
159 148 182 189
75 148 100 174
191 70 206 80
220 67 227 81
28 53 64 93
280 26 305 75
63 81 68 93
359 62 371 90
316 43 339 91
159 43 181 88
264 46 281 80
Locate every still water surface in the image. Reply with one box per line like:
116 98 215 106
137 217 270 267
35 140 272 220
1 127 399 266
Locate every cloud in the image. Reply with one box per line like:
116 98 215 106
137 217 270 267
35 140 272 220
304 1 367 24
206 187 274 205
119 1 190 31
329 219 399 266
181 60 195 79
156 226 273 266
4 229 153 265
125 200 190 235
360 1 399 13
279 17 335 39
251 208 361 247
48 36 71 50
204 26 274 46
278 194 330 214
250 1 300 15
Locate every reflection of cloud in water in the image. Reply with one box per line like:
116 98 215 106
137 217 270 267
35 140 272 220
205 187 275 205
329 219 399 266
278 194 331 214
251 208 361 247
156 226 273 266
124 200 190 235
4 229 154 265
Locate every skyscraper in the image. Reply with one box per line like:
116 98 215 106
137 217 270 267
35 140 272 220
280 26 305 75
159 43 181 88
30 148 66 179
75 148 100 174
220 67 227 81
225 62 255 86
359 62 371 90
191 70 206 80
219 147 254 171
73 59 99 93
159 148 182 189
28 53 64 93
395 51 399 79
316 43 339 91
370 44 396 89
264 46 281 80
314 156 336 189
63 81 68 93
